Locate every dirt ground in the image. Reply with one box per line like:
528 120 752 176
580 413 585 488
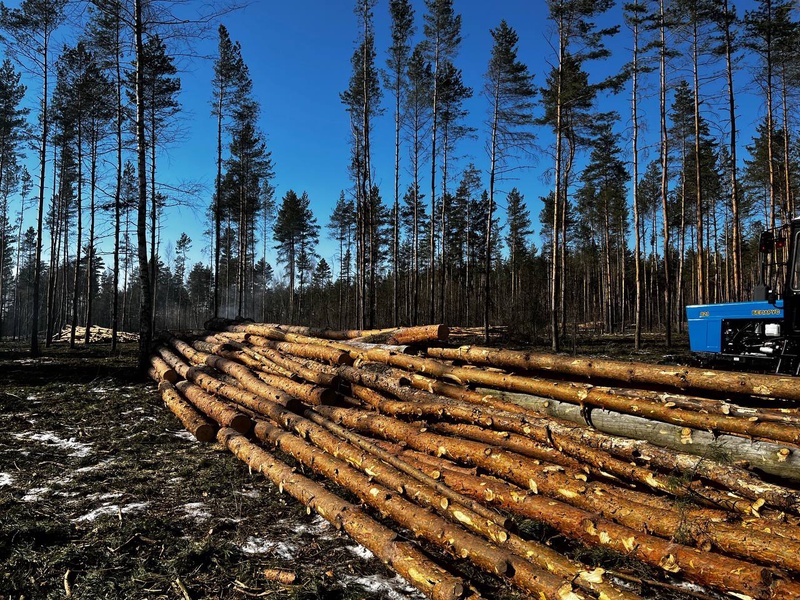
0 342 432 600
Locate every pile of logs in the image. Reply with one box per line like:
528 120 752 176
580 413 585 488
53 325 139 343
149 321 800 600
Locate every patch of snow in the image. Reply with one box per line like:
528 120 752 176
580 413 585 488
0 472 13 486
181 502 212 520
290 514 332 537
73 501 148 523
240 537 295 559
75 459 115 473
22 487 51 502
346 545 374 561
12 431 93 458
342 574 425 600
171 430 196 441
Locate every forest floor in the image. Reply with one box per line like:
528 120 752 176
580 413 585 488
0 333 697 600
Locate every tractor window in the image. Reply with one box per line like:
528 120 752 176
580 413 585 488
793 231 800 290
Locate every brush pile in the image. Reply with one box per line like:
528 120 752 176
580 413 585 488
149 321 800 600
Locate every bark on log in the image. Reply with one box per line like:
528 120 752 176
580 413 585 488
217 428 469 600
354 348 800 445
150 356 178 384
314 405 800 575
234 340 340 387
246 335 354 365
483 387 800 485
173 380 251 433
387 447 800 600
157 346 304 415
427 345 800 402
169 336 334 408
251 419 585 599
155 381 215 442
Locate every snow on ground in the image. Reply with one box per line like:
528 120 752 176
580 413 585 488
180 502 212 520
342 574 426 599
22 487 51 502
11 431 92 458
75 459 115 473
292 514 332 536
0 472 13 486
171 430 196 441
346 545 374 560
240 537 296 559
73 501 149 523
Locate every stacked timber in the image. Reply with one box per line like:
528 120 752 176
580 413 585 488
53 325 139 343
149 321 800 600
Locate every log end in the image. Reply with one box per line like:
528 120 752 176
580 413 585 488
194 423 216 443
230 414 253 434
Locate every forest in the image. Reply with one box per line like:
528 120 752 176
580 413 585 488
0 0 796 367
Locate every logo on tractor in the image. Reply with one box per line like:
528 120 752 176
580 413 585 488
752 309 782 316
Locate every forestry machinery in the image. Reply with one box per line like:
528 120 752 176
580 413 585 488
687 217 800 374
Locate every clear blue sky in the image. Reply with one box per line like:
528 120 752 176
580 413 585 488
9 0 769 276
167 0 571 271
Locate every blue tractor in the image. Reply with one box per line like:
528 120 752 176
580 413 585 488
687 218 800 374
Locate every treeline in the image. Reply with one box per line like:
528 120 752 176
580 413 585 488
0 0 797 365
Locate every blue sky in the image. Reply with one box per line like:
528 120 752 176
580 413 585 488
166 0 573 270
7 0 770 276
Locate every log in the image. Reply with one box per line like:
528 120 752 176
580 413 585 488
314 405 800 575
251 419 585 599
389 448 800 600
352 324 449 346
150 356 179 384
217 428 469 600
426 345 800 402
484 387 800 484
155 381 215 443
170 336 334 407
174 380 252 434
157 346 304 415
353 347 800 445
246 335 354 365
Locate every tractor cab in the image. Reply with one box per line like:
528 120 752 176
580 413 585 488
687 217 800 374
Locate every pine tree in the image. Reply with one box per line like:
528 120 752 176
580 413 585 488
541 0 619 351
505 187 532 320
385 0 414 326
422 0 462 323
328 191 356 327
484 20 536 342
211 24 251 318
274 190 318 323
87 0 131 352
0 0 67 355
341 0 382 328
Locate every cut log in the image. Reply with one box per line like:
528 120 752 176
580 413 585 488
315 405 800 575
150 356 178 384
353 347 800 445
250 419 586 599
389 447 800 600
246 335 354 365
217 428 469 600
155 381 215 442
173 380 251 434
427 345 800 402
483 387 800 484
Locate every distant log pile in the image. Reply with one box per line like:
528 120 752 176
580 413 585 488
53 325 138 343
149 320 800 600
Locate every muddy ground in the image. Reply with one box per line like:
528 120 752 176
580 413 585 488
0 337 703 600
